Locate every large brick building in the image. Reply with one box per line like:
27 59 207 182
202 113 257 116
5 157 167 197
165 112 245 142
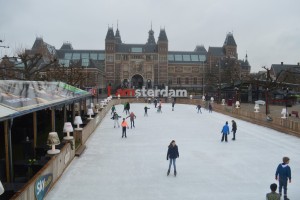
21 26 251 92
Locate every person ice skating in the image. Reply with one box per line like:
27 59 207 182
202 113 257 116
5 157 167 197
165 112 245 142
196 104 202 113
166 140 179 176
126 112 136 128
231 120 237 140
154 98 158 108
275 157 292 200
111 112 121 128
172 100 175 111
221 121 230 142
208 102 213 113
144 105 150 116
125 102 130 115
266 183 280 200
121 118 129 138
111 105 116 115
157 100 162 113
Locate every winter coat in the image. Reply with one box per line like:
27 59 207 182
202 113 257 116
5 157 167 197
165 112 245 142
167 145 179 159
121 121 128 127
111 113 120 120
144 107 150 112
221 124 230 135
232 121 237 131
275 163 291 181
127 113 136 121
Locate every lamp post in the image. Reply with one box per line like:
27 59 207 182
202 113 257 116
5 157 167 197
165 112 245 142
265 88 269 115
283 87 289 118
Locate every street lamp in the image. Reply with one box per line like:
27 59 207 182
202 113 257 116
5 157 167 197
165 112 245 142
265 88 269 115
283 87 289 118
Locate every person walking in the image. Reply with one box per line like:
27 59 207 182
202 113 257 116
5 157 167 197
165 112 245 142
126 112 136 128
196 104 202 113
231 120 237 140
121 118 129 138
111 112 121 128
144 105 150 116
266 183 280 200
166 140 179 176
275 157 292 200
221 121 230 142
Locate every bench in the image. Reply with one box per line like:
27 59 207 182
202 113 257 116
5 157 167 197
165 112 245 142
291 111 299 118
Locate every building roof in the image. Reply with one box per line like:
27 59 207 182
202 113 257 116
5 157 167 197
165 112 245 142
271 63 300 75
223 32 237 46
208 47 225 57
158 29 168 42
0 80 91 122
105 27 115 40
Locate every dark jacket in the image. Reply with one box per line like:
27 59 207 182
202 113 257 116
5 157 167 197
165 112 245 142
275 163 291 180
232 121 237 131
167 145 179 159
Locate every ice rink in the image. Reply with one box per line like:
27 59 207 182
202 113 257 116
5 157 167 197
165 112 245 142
45 103 300 200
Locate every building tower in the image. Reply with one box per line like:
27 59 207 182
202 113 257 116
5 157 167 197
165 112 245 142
223 32 237 59
157 28 168 87
105 27 116 86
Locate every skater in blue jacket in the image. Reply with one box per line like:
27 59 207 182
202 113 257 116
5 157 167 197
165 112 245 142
275 157 291 200
166 140 179 176
221 121 230 142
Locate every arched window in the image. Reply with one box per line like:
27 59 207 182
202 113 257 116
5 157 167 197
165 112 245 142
177 77 181 85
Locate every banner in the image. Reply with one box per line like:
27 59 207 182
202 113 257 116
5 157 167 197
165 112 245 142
34 173 53 200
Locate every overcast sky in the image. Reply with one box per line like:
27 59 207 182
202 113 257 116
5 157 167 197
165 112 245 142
1 0 299 72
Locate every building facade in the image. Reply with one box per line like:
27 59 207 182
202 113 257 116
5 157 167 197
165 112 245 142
16 27 251 92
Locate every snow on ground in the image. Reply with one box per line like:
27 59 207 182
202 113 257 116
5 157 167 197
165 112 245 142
45 103 300 200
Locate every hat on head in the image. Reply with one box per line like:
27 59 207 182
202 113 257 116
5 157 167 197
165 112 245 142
226 121 228 124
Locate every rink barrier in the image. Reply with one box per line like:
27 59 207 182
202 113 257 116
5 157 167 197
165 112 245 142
176 98 300 137
11 99 114 200
10 143 74 200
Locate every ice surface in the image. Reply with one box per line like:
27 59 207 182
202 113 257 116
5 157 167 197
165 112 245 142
45 103 300 200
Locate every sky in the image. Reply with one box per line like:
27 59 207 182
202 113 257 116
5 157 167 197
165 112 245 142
45 103 300 200
0 0 299 72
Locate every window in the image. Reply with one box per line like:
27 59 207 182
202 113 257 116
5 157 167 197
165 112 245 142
81 53 89 59
82 58 89 66
90 53 97 60
191 55 199 61
177 77 181 85
183 55 191 61
199 55 206 62
168 54 174 61
98 54 105 60
185 77 189 84
64 53 72 59
168 79 172 85
72 53 80 60
193 77 197 85
175 55 182 61
132 47 142 53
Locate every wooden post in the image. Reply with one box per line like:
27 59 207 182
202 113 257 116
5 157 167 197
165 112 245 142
63 105 67 123
33 112 37 151
51 108 55 131
4 120 10 182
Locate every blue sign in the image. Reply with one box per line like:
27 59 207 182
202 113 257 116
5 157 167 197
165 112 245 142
34 173 53 200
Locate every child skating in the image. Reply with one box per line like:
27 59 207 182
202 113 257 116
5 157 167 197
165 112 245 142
275 157 292 200
144 105 150 116
121 118 129 138
111 112 121 128
126 112 136 128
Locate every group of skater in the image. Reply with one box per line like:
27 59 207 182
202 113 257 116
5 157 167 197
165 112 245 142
220 120 237 142
109 101 293 198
